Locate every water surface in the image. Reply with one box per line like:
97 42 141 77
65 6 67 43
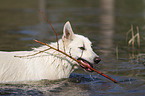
0 0 145 95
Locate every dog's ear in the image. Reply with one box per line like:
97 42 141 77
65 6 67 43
62 21 75 41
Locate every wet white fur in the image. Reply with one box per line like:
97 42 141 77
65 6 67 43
0 21 98 83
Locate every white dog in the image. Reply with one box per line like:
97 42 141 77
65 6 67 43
0 21 101 83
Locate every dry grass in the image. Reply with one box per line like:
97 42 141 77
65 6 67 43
127 25 140 48
126 25 145 64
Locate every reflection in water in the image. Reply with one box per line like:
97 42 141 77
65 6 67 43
99 0 114 56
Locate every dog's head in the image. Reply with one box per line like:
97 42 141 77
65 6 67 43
62 21 101 72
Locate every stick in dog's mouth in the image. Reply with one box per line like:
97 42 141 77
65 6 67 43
77 58 94 72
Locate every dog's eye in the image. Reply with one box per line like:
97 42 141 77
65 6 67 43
79 47 85 50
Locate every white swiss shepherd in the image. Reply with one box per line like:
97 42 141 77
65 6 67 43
0 21 101 83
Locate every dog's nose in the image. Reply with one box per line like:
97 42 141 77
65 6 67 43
94 57 101 64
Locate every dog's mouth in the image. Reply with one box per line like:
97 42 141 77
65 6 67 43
77 58 94 72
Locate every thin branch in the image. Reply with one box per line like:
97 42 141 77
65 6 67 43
34 39 118 83
40 10 60 50
14 48 51 58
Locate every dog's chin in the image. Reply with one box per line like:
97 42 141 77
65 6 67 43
77 58 94 72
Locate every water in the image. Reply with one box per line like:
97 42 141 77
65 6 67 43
0 0 145 95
